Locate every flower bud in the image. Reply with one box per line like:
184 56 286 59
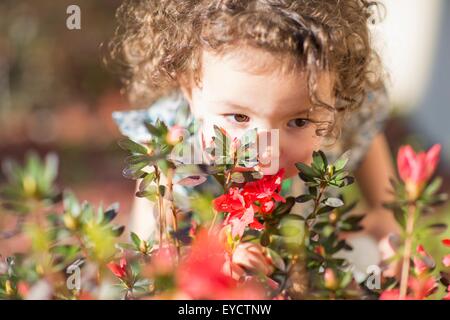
139 240 148 254
324 268 339 291
166 125 185 145
63 214 78 231
5 280 14 296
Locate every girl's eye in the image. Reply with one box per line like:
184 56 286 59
287 118 309 128
225 114 250 123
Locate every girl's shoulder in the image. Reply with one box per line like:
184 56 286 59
112 91 191 143
326 85 391 170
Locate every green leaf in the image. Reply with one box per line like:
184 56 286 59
312 150 327 171
118 138 148 155
334 154 349 172
295 194 315 203
423 177 442 197
295 163 316 177
425 223 447 235
103 204 119 224
324 197 344 208
130 232 141 248
158 185 166 197
272 197 295 217
144 122 160 135
111 225 125 237
317 206 334 215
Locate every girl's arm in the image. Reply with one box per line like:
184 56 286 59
354 132 401 240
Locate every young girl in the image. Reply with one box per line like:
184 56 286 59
110 0 399 281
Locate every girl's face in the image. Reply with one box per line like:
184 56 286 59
181 48 335 178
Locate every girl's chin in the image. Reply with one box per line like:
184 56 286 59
258 164 297 178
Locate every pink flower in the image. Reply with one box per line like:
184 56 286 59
443 255 450 268
413 245 434 276
166 125 185 145
107 258 128 279
397 144 441 199
229 206 260 239
324 268 339 291
443 239 450 267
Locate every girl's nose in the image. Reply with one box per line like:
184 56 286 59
257 128 281 173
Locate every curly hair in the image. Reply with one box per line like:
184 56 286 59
106 0 386 138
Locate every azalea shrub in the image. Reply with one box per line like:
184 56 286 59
0 121 449 300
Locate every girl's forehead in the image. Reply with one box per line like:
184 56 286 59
197 49 335 113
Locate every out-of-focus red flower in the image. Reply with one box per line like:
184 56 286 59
380 275 437 300
397 144 441 199
107 258 128 279
146 245 178 276
413 245 434 276
443 239 450 247
408 276 437 299
380 289 414 300
176 230 264 299
17 281 30 297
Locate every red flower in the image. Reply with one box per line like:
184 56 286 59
107 258 128 279
176 230 264 299
443 239 450 247
379 289 414 300
397 144 441 199
213 187 247 215
407 276 437 299
213 169 286 238
380 276 437 300
243 168 286 214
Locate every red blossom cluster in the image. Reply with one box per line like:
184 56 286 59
213 169 285 238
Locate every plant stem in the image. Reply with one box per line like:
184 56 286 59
209 209 219 234
154 166 164 247
399 203 416 299
166 167 180 260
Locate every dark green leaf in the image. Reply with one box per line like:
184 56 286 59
118 138 148 155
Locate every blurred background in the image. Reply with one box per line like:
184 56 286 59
0 0 449 254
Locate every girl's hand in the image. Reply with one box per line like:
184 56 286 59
223 242 274 280
378 233 402 278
